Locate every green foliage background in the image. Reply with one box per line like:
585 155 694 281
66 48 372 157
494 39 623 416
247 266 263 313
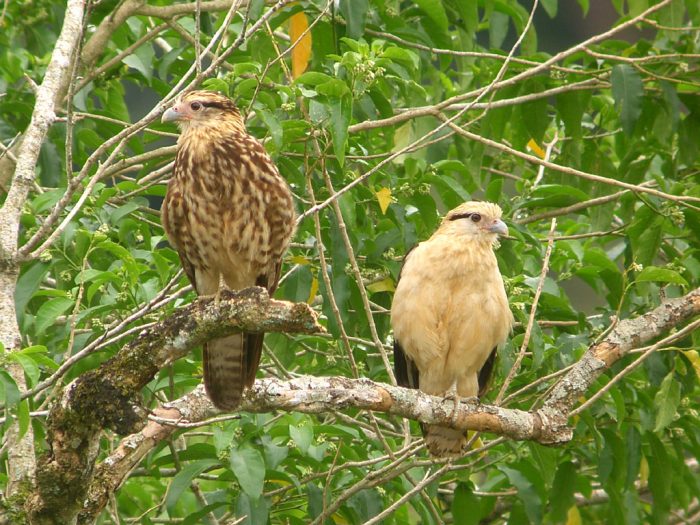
1 0 700 523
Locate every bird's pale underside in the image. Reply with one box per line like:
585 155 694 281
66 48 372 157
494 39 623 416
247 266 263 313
391 201 513 457
161 90 295 410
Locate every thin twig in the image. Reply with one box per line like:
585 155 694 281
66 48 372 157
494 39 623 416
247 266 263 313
496 218 557 404
571 317 700 416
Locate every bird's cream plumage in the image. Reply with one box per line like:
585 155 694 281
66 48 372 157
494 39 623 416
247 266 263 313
391 201 513 457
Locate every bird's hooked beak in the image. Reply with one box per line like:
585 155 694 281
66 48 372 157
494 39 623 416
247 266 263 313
486 218 508 236
162 105 184 123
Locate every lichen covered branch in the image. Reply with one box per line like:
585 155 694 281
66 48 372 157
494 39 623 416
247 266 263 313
538 287 700 443
26 288 322 525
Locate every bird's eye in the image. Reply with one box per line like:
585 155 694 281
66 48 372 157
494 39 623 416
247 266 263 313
190 101 203 111
470 213 482 223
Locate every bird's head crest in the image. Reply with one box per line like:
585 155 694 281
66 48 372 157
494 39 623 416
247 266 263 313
162 90 243 130
441 201 508 241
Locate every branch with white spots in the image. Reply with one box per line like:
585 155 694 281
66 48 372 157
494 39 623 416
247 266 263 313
23 287 322 525
19 284 700 524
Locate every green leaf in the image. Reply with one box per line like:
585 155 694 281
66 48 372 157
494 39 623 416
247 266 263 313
182 503 227 525
557 90 590 140
17 399 30 440
347 489 383 522
236 493 270 525
679 113 700 165
15 262 49 315
257 109 283 150
202 78 229 96
230 446 266 500
624 426 642 490
261 435 288 470
611 64 643 135
653 372 681 432
35 296 74 334
247 0 265 21
295 71 334 86
500 466 542 524
10 353 40 387
519 184 590 209
339 0 369 39
636 266 688 287
96 240 138 278
122 44 155 83
647 433 671 523
165 459 219 512
109 201 141 225
306 483 326 520
322 91 351 166
489 10 510 49
414 0 449 31
452 483 481 525
316 79 350 99
549 461 576 522
0 371 21 406
316 79 352 166
628 206 664 267
541 0 558 17
290 423 313 454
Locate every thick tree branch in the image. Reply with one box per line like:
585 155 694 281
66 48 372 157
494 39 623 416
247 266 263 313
0 0 85 501
539 287 700 443
81 0 245 69
25 288 322 525
71 288 700 521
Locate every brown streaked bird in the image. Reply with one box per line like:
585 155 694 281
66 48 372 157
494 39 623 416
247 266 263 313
391 201 513 457
161 90 295 410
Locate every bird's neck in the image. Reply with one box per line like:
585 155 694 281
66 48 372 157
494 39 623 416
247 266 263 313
179 119 245 142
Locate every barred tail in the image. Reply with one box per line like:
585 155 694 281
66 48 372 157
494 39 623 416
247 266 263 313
425 425 468 457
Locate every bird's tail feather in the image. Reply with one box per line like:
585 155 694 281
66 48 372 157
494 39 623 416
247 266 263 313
425 425 467 457
203 333 245 410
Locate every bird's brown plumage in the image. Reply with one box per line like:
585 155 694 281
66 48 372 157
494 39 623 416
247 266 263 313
161 90 295 410
391 201 513 457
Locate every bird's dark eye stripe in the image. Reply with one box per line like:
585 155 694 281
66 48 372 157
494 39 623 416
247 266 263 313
449 212 476 221
200 101 228 109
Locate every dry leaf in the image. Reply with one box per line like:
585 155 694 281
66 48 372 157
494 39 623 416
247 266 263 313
375 187 392 214
307 275 319 304
566 505 582 525
527 138 546 159
366 277 395 294
289 9 311 79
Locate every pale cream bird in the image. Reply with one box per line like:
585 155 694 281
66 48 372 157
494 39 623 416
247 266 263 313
391 201 513 457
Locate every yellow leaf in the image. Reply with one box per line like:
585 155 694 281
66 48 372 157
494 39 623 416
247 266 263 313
391 121 413 164
566 505 582 525
683 350 700 378
640 455 649 484
307 275 319 304
290 255 311 266
375 187 392 214
289 9 311 79
469 435 484 450
366 277 395 294
527 138 546 159
331 514 350 525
